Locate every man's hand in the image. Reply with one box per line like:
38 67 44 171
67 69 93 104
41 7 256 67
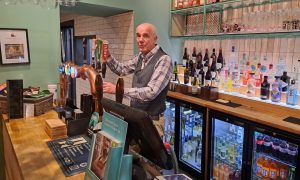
103 81 116 94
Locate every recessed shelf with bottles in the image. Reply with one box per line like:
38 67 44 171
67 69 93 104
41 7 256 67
170 0 300 37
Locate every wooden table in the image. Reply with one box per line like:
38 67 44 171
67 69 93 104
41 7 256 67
2 111 85 180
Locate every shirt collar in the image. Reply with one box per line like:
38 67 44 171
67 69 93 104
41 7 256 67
139 45 160 62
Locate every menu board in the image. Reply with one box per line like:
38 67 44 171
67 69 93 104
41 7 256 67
47 135 91 176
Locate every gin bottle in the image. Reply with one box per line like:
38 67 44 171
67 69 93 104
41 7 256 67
286 80 298 106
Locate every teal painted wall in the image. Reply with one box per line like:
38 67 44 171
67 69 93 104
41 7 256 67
131 0 183 63
0 4 61 89
0 0 182 90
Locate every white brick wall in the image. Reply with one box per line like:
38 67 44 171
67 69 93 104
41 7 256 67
61 12 134 106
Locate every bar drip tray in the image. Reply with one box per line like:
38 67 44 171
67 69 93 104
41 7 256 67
283 116 300 125
213 99 242 108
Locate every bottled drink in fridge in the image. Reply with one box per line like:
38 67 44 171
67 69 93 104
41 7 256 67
286 79 298 105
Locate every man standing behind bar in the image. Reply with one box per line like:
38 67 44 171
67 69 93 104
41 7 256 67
102 22 173 137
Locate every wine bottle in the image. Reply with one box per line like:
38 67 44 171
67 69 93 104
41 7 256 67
203 49 209 68
183 47 188 67
191 75 198 95
172 61 178 82
210 48 216 62
196 50 202 68
216 48 224 71
198 67 205 86
205 65 212 86
116 77 124 103
192 47 197 64
184 61 190 84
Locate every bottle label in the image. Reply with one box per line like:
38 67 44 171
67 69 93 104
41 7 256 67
205 80 211 86
211 72 216 79
217 63 222 69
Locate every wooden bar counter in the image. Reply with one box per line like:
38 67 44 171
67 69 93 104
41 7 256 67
167 91 300 135
1 111 85 180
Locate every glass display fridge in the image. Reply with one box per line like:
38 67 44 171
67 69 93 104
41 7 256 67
163 97 176 149
208 110 248 180
249 126 300 179
175 100 206 179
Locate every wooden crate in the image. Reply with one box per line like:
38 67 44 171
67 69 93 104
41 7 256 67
0 94 53 116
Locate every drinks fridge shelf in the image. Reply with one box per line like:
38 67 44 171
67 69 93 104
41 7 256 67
252 131 298 179
211 119 244 180
180 106 204 172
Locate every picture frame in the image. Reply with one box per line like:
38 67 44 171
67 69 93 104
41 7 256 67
0 28 30 65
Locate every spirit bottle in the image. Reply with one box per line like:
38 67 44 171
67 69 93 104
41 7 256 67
247 73 256 97
286 79 298 105
228 46 237 73
232 64 240 94
271 76 282 102
280 71 290 92
260 76 270 100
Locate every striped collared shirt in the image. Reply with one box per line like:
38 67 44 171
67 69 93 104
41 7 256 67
106 45 173 102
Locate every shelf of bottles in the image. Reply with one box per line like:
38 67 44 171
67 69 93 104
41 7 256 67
172 44 300 109
179 106 203 171
171 0 300 37
251 131 298 179
211 119 244 179
163 101 176 149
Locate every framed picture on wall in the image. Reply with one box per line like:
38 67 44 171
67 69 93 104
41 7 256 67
0 28 30 65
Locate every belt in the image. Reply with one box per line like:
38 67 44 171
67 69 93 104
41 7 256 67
150 113 163 121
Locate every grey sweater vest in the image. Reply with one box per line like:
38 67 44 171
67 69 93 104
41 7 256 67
131 48 169 116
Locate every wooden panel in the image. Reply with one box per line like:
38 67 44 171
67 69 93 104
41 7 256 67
168 91 300 135
2 111 85 180
0 114 5 180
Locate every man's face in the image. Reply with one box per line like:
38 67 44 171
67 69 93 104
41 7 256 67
136 24 157 55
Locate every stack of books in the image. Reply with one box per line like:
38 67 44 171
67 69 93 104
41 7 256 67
44 118 67 139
